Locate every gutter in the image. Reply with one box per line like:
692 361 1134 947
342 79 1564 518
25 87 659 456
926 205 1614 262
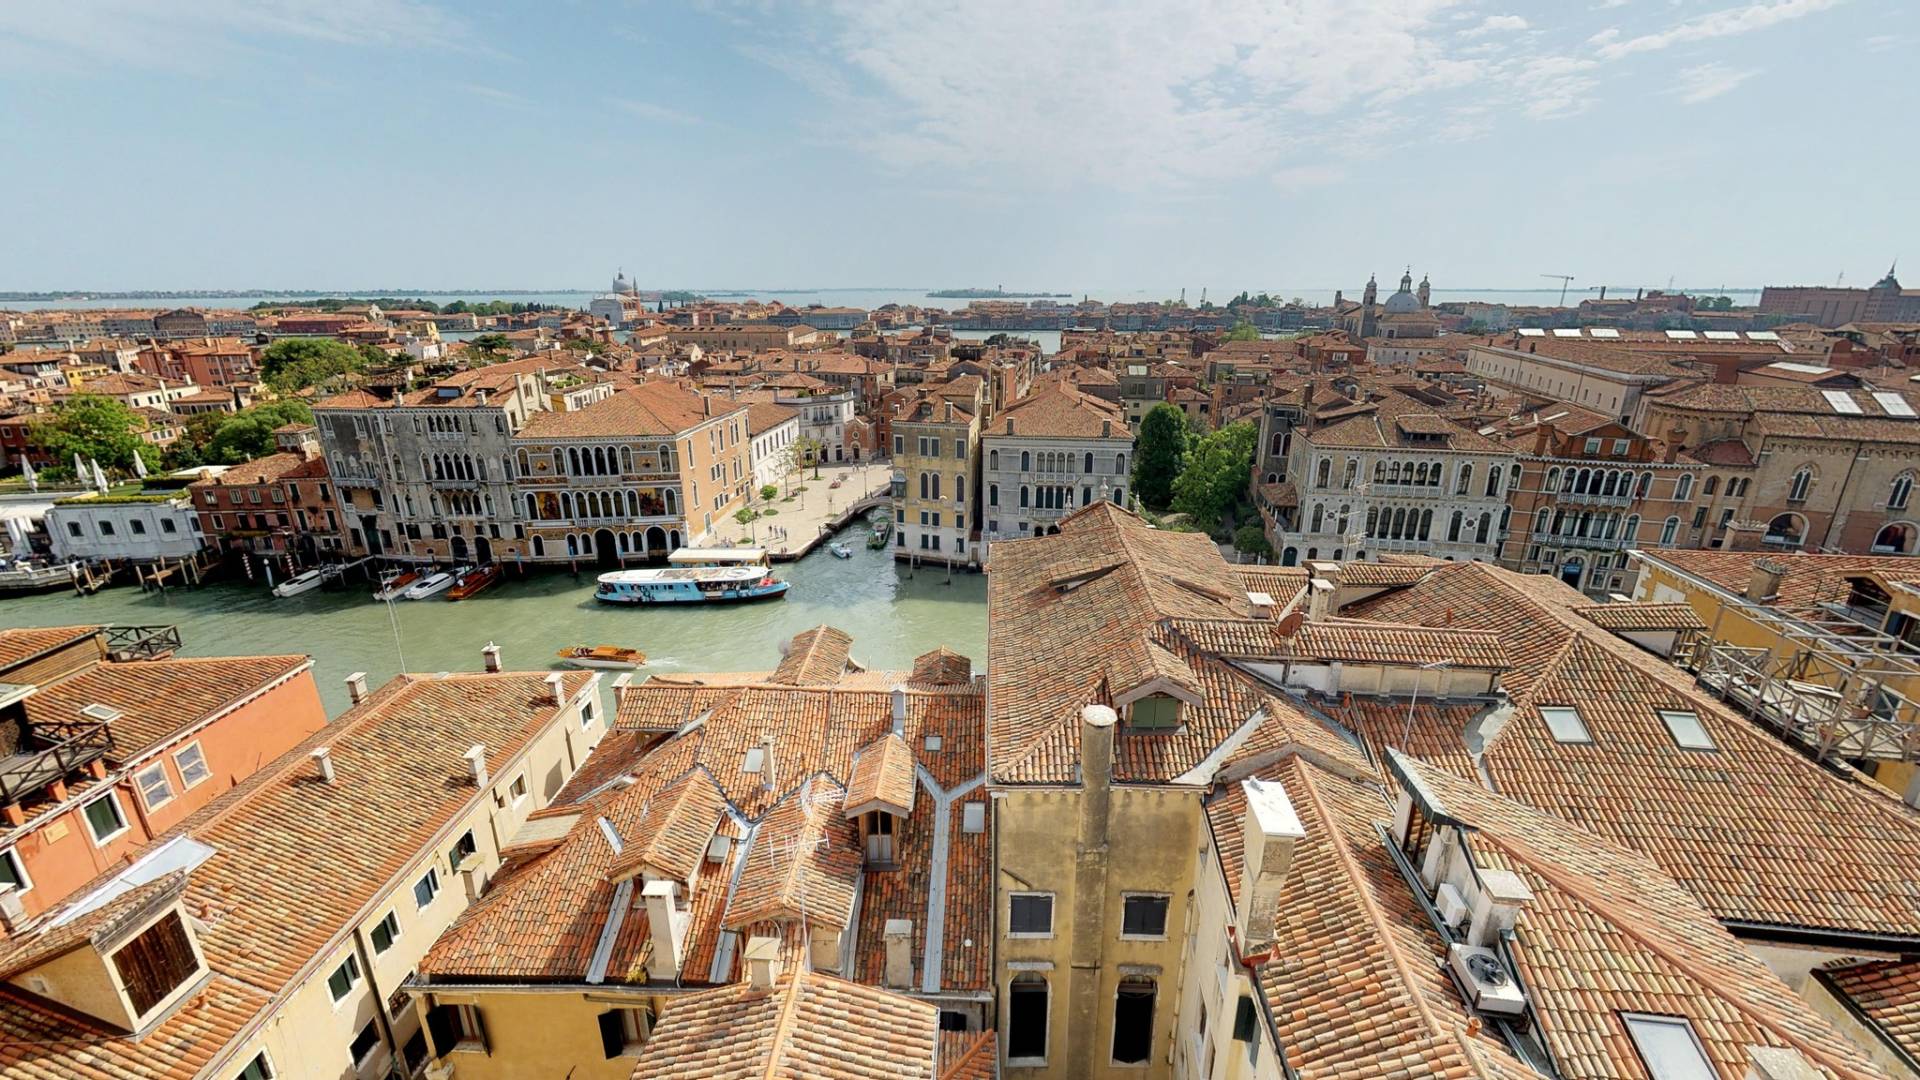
1719 919 1920 955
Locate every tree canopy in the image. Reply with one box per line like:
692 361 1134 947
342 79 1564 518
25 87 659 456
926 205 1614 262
1171 421 1256 528
1131 403 1190 510
30 395 160 476
260 338 368 393
168 400 316 468
1226 320 1260 342
465 333 514 364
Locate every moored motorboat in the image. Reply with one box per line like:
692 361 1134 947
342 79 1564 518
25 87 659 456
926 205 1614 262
829 542 852 559
403 569 458 600
272 568 329 598
372 569 421 601
556 645 647 670
446 564 501 600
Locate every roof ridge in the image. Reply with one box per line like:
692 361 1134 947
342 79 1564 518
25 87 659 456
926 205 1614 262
760 970 809 1080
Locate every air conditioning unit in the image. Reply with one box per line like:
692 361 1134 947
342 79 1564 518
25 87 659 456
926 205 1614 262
1448 943 1526 1016
1435 882 1470 930
706 836 731 863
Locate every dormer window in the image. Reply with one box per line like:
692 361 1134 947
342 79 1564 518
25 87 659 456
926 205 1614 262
112 910 198 1018
1127 695 1182 731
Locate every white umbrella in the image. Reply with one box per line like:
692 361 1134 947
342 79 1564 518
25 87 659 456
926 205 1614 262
132 453 148 479
91 459 108 493
73 452 86 477
19 458 35 492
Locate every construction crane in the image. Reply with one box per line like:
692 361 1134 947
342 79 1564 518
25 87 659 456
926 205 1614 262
1541 273 1575 306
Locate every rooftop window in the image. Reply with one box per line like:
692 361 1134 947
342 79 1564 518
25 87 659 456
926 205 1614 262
1623 1014 1716 1080
1127 694 1182 731
1540 706 1592 744
1657 710 1716 751
111 911 198 1018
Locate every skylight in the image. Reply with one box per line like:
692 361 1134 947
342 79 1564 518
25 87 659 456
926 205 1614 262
1822 390 1864 415
1588 328 1621 338
1540 706 1592 744
1518 328 1546 337
1552 328 1582 338
742 747 765 773
1657 710 1716 751
1873 391 1916 418
1623 1015 1717 1080
1746 330 1780 341
1664 330 1698 340
1703 331 1740 340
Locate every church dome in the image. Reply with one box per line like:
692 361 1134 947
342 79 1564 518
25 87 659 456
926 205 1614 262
1383 280 1421 314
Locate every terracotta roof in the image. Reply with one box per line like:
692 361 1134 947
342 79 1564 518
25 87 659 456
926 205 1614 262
1642 550 1920 616
1339 559 1920 942
1573 601 1709 633
185 452 305 487
1291 619 1509 670
909 648 973 686
1688 438 1757 466
0 668 589 1079
628 970 940 1079
516 383 740 439
771 625 855 686
1818 958 1920 1068
23 653 308 761
846 734 916 816
987 382 1128 439
0 625 99 673
744 400 799 435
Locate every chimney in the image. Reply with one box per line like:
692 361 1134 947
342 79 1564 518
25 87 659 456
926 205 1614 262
1746 559 1787 603
482 641 501 673
1465 867 1533 948
1664 429 1685 464
891 687 907 736
544 671 566 706
612 671 633 706
743 934 781 991
1247 591 1275 620
463 744 488 788
1080 704 1117 791
883 919 914 989
1101 418 1111 437
642 880 688 981
1306 577 1334 621
311 746 336 784
1237 778 1305 953
345 671 369 705
1744 1047 1822 1080
0 885 26 934
461 865 483 903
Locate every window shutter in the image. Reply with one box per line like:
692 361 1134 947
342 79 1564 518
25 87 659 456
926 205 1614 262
473 1005 490 1054
426 1005 456 1056
598 1009 625 1059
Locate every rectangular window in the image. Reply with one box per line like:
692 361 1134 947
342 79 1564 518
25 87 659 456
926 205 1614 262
1121 894 1170 938
1623 1014 1716 1080
449 830 477 871
1008 976 1048 1063
413 868 440 909
370 910 400 953
1112 978 1157 1064
349 1018 380 1066
1657 710 1716 751
0 848 31 894
510 774 528 803
174 743 211 788
84 793 128 844
1009 892 1054 936
234 1052 275 1080
111 911 198 1017
1540 706 1593 744
962 801 986 834
327 953 361 1002
135 762 175 811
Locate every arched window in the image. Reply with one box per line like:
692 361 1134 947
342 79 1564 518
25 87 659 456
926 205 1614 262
1624 514 1640 539
1115 453 1126 475
1336 504 1350 534
1366 507 1380 536
955 474 965 502
1021 450 1031 472
1546 467 1560 492
1315 458 1332 488
1536 507 1551 533
1020 486 1030 508
1085 451 1095 473
566 447 580 476
1474 512 1492 544
1497 505 1509 533
1455 463 1473 496
1389 461 1403 485
526 494 538 519
1766 513 1805 546
1414 462 1429 486
919 473 929 498
1675 474 1694 501
1660 516 1680 545
1419 508 1433 540
1447 511 1463 542
989 449 999 470
1485 466 1501 497
1704 476 1719 496
1374 461 1387 483
932 474 942 500
1342 459 1357 490
664 489 676 515
517 449 531 476
1636 473 1652 498
989 484 999 507
1310 504 1324 532
1892 473 1914 511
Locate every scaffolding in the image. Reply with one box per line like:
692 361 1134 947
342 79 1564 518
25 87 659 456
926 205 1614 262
1685 574 1920 767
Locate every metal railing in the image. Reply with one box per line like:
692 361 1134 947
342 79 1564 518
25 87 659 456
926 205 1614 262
105 625 181 661
1692 643 1920 764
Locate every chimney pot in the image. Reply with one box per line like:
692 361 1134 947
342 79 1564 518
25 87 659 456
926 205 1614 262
463 743 488 788
482 642 501 673
642 880 688 982
545 671 566 706
743 934 781 992
883 919 914 989
311 746 336 784
891 687 907 735
1237 778 1305 952
1746 558 1787 603
345 671 369 705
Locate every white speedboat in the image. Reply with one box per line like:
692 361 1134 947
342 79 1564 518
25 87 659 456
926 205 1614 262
828 542 852 559
372 569 421 601
272 568 328 598
403 570 457 600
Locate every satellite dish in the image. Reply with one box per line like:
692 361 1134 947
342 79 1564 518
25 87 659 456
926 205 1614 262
1276 611 1304 637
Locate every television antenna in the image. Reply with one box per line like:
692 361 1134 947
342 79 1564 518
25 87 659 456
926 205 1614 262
1540 274 1575 306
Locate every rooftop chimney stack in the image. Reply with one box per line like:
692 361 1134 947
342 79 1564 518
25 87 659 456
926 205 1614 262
345 671 369 705
482 642 501 674
891 687 907 736
612 671 633 706
1306 577 1334 622
463 744 488 788
642 880 688 982
1746 559 1787 603
545 671 566 706
1237 778 1306 953
0 886 26 934
1465 868 1533 948
311 746 336 784
883 919 914 989
743 935 781 992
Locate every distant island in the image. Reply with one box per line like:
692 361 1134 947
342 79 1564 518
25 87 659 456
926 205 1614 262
928 287 1072 299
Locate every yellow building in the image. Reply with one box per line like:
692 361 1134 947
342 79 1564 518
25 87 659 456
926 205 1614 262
0 648 602 1080
1632 548 1920 803
891 385 982 567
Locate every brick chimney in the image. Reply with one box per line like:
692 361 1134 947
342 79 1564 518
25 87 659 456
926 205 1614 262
1746 558 1787 602
1237 778 1305 953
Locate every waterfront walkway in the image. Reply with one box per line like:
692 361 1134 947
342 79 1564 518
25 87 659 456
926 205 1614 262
708 461 892 559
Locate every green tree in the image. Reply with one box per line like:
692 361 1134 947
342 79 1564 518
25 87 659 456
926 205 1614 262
1131 403 1190 510
466 333 513 364
30 395 159 476
1226 320 1260 342
1171 421 1256 528
204 401 315 463
1232 523 1273 559
561 337 594 352
260 338 368 393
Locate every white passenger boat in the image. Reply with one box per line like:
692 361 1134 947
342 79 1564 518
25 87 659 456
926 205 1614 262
828 542 852 559
403 569 460 600
272 568 329 598
594 547 789 605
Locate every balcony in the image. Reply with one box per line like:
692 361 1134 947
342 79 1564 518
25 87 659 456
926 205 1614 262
1553 532 1627 551
0 719 114 807
1552 490 1634 508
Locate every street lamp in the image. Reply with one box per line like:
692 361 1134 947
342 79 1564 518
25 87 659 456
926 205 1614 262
1402 660 1452 751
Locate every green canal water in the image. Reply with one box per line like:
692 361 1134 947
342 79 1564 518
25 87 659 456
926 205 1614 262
0 544 986 715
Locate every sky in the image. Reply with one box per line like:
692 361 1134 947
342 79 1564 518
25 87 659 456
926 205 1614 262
2 0 1914 295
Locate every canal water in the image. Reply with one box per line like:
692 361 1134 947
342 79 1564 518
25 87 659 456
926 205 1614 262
0 543 985 715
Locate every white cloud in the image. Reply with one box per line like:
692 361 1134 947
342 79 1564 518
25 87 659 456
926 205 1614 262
460 83 529 107
1594 0 1842 60
1461 14 1530 36
614 99 703 125
0 0 476 71
1670 61 1759 103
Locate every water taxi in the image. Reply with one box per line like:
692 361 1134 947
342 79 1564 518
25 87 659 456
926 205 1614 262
594 547 789 605
446 563 501 600
828 541 852 559
403 569 459 600
272 567 331 598
556 645 647 670
372 569 420 602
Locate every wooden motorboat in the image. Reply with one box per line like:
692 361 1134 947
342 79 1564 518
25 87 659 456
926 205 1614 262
372 570 421 601
556 645 647 670
446 563 501 600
